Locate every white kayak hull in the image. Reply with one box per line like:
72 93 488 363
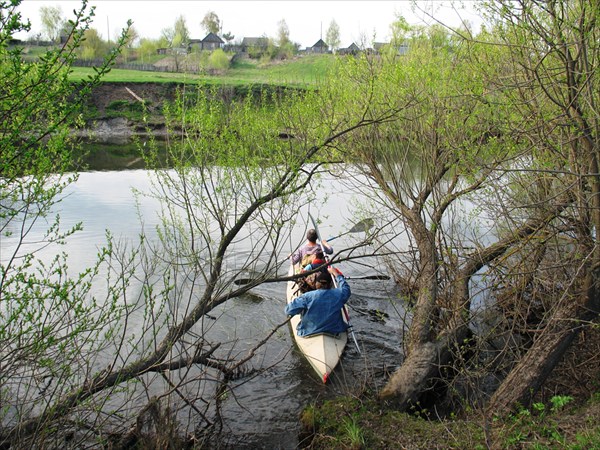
286 264 348 383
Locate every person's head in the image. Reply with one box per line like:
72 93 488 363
306 229 318 243
315 271 332 289
313 251 324 262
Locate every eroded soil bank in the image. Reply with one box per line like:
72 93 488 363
79 82 179 143
80 82 293 143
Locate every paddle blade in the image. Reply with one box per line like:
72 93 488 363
348 218 374 233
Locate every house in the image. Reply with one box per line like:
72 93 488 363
338 42 360 55
308 39 329 54
240 37 269 53
373 42 387 53
188 38 203 51
200 32 224 51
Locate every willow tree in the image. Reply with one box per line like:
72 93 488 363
329 1 599 417
477 0 600 415
39 5 64 42
329 26 530 409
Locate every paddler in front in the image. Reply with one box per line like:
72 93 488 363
290 229 333 266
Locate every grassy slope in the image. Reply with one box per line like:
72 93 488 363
68 54 337 87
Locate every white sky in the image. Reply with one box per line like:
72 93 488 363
15 1 483 49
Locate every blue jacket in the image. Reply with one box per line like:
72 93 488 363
285 275 351 337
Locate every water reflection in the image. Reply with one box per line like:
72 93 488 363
74 140 145 171
1 151 405 447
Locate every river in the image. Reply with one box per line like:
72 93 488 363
1 164 406 448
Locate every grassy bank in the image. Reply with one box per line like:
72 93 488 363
68 54 337 87
302 394 600 449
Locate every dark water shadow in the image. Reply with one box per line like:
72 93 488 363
73 139 168 171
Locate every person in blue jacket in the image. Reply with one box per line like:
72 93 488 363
285 266 351 337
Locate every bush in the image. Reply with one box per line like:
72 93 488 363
208 48 230 71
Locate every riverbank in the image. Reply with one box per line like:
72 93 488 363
301 327 600 449
78 82 176 143
69 54 332 142
301 393 600 449
79 81 302 143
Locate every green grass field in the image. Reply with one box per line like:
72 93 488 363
68 54 338 86
69 67 210 84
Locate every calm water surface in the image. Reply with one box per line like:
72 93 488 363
2 169 405 448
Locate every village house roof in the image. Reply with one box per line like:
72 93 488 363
202 32 224 44
338 42 360 55
241 37 268 47
311 39 328 49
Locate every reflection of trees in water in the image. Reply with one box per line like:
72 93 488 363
75 140 161 171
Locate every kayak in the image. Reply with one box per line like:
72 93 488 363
286 262 348 383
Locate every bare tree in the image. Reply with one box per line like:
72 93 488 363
124 24 139 48
160 26 175 47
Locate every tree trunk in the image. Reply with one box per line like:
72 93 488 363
379 324 471 408
378 213 556 408
379 342 440 405
487 279 600 416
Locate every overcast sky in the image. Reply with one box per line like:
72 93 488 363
15 1 483 49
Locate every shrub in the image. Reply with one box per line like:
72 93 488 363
208 49 230 71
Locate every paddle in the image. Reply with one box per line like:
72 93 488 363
326 218 374 242
344 274 390 280
233 217 376 287
308 213 361 354
233 273 390 286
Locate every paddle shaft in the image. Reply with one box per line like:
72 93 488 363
326 230 351 242
233 274 389 286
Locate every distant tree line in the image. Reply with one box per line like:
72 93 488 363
27 6 355 64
